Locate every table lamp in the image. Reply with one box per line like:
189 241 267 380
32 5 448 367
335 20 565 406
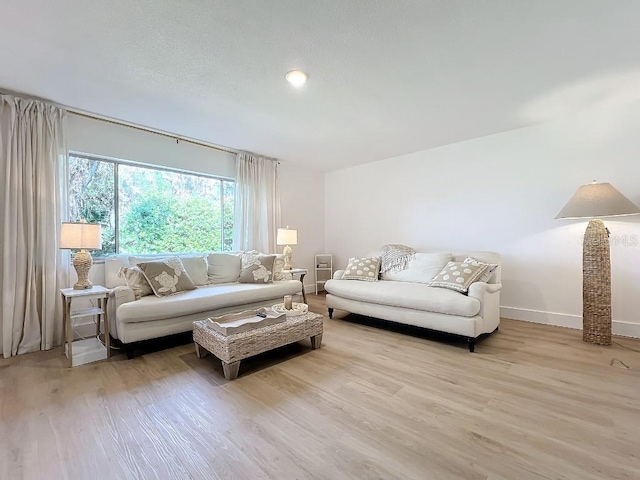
556 181 640 345
276 227 298 270
60 220 102 290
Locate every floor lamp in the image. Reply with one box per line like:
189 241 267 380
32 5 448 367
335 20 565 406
556 181 640 345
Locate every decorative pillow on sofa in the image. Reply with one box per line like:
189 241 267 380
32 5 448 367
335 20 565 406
130 255 209 286
206 253 242 283
137 257 196 297
381 252 452 284
239 251 276 284
342 257 381 281
273 254 286 281
464 257 498 283
117 266 153 300
427 260 489 293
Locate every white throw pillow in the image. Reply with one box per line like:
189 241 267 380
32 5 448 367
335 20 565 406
273 254 286 281
207 253 242 283
381 252 452 284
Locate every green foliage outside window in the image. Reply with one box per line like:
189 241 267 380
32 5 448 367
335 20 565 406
68 156 234 256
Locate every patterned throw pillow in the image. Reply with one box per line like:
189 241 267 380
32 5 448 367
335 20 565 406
427 260 489 293
238 251 276 284
137 257 196 297
464 257 498 283
342 257 381 281
118 266 153 300
272 254 286 281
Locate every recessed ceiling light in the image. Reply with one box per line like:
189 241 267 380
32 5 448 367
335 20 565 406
285 70 308 88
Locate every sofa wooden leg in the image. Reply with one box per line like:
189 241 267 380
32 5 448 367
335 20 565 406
468 337 476 353
125 344 135 360
328 308 334 319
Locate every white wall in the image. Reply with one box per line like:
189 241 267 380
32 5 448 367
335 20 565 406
325 101 640 337
279 163 325 292
67 115 325 292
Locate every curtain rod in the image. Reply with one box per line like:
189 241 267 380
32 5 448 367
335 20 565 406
68 109 238 155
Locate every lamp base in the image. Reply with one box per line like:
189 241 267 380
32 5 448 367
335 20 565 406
282 245 293 270
73 250 94 290
582 219 612 345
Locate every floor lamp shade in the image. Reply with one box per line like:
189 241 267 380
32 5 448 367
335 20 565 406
556 182 640 345
60 222 102 290
277 227 298 270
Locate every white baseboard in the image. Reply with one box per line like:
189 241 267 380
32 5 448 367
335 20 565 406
501 306 640 338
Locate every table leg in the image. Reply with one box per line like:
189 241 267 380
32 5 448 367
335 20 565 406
311 333 323 349
222 360 241 380
64 296 73 367
195 342 209 358
299 272 307 304
103 296 111 358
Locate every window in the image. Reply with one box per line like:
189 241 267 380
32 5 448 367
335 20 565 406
68 154 235 257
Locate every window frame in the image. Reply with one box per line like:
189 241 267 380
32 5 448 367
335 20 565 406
68 151 235 258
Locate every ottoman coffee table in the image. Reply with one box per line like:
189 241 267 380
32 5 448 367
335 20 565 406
193 310 324 380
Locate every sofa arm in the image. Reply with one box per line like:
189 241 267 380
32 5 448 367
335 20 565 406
333 269 345 280
467 282 502 334
110 285 136 307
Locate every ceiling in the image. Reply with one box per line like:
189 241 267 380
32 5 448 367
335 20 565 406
1 1 639 172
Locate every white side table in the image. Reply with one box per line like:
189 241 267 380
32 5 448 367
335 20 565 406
286 268 308 304
60 285 111 367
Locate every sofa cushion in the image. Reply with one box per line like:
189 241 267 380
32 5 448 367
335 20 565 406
239 251 276 284
273 254 286 281
428 261 488 293
325 278 480 317
381 252 452 284
118 266 153 300
464 256 498 283
138 257 197 297
129 255 209 286
117 280 301 323
207 253 242 283
342 257 380 281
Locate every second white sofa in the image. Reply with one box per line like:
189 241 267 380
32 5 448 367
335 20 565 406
325 251 502 352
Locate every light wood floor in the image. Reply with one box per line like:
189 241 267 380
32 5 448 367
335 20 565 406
2 294 640 480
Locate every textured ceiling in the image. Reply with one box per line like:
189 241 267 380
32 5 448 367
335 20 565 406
1 1 639 171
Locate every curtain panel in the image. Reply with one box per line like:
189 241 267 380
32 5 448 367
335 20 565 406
0 94 68 358
233 152 281 253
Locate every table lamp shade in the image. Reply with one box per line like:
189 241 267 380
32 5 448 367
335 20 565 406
60 222 101 290
276 228 298 246
60 222 102 250
555 182 640 219
277 227 298 270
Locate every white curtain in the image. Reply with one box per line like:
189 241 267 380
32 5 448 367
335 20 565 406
233 152 281 253
0 94 68 358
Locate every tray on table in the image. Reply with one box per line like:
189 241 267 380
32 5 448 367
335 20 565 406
205 308 286 336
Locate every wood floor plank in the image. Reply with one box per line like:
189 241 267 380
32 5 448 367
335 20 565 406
1 293 639 479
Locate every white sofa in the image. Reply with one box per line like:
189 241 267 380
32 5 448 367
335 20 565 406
105 253 302 357
324 251 501 352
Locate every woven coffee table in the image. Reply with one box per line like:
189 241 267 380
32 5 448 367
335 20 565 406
193 311 323 380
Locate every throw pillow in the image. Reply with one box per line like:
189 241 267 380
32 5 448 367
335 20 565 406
273 254 286 281
464 256 498 283
342 257 381 281
427 260 489 293
129 255 209 286
137 257 196 297
381 252 452 283
206 253 242 283
238 251 276 284
117 266 153 300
